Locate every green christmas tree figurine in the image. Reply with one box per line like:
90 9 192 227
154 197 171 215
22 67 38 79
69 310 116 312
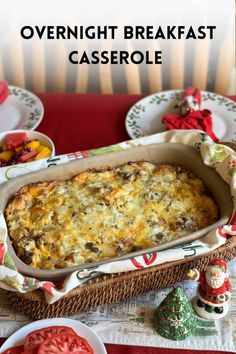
155 286 197 340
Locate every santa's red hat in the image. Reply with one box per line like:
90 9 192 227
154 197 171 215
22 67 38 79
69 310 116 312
206 258 227 272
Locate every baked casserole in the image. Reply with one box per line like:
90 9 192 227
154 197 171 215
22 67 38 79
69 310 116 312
5 162 218 270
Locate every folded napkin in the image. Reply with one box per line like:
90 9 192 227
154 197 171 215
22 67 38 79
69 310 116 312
0 81 9 105
162 87 219 142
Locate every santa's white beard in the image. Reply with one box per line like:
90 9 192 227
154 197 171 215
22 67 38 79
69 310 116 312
206 271 225 288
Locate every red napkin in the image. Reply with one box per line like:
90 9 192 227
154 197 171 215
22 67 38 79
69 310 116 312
162 87 219 142
0 81 9 105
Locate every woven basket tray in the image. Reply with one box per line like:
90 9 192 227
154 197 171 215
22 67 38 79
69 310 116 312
6 237 236 319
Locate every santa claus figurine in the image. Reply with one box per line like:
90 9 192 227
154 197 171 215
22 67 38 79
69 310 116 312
187 258 232 319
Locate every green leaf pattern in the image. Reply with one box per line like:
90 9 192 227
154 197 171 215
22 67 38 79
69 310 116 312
127 91 236 139
8 87 42 129
126 104 146 138
202 93 236 112
205 145 229 163
149 94 168 105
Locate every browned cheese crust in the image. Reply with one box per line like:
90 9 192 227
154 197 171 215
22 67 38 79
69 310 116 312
5 162 218 269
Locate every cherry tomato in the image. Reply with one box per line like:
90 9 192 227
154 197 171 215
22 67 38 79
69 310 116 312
38 334 94 354
24 326 77 350
1 345 24 354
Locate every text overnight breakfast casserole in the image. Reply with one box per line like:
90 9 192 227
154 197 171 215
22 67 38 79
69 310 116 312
5 162 218 270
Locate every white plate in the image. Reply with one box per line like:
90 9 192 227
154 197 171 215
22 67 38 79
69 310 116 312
0 86 44 132
125 90 236 141
0 318 107 354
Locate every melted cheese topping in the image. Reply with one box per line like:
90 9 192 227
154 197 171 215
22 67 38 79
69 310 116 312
5 162 218 269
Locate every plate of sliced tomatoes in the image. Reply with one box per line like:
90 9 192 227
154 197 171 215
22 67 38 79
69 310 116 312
0 318 106 354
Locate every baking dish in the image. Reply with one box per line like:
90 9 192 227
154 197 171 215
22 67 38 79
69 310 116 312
0 143 233 280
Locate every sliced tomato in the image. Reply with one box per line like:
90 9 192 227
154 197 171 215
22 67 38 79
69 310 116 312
38 334 94 354
24 326 77 350
1 345 24 354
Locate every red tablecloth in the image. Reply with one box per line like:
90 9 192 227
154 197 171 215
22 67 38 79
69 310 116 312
1 93 235 354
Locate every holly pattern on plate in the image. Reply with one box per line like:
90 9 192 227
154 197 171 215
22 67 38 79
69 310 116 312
126 104 146 138
202 93 236 112
9 87 38 108
7 86 44 131
126 90 236 139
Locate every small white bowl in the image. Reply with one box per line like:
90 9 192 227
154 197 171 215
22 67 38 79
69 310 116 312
0 130 55 160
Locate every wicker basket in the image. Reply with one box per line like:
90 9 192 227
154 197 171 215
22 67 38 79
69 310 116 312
6 237 236 319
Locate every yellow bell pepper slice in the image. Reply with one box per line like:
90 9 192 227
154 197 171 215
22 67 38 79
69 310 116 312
0 151 14 162
36 144 45 153
35 147 52 160
26 140 41 150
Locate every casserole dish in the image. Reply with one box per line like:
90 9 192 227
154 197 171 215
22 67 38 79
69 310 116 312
0 143 233 280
